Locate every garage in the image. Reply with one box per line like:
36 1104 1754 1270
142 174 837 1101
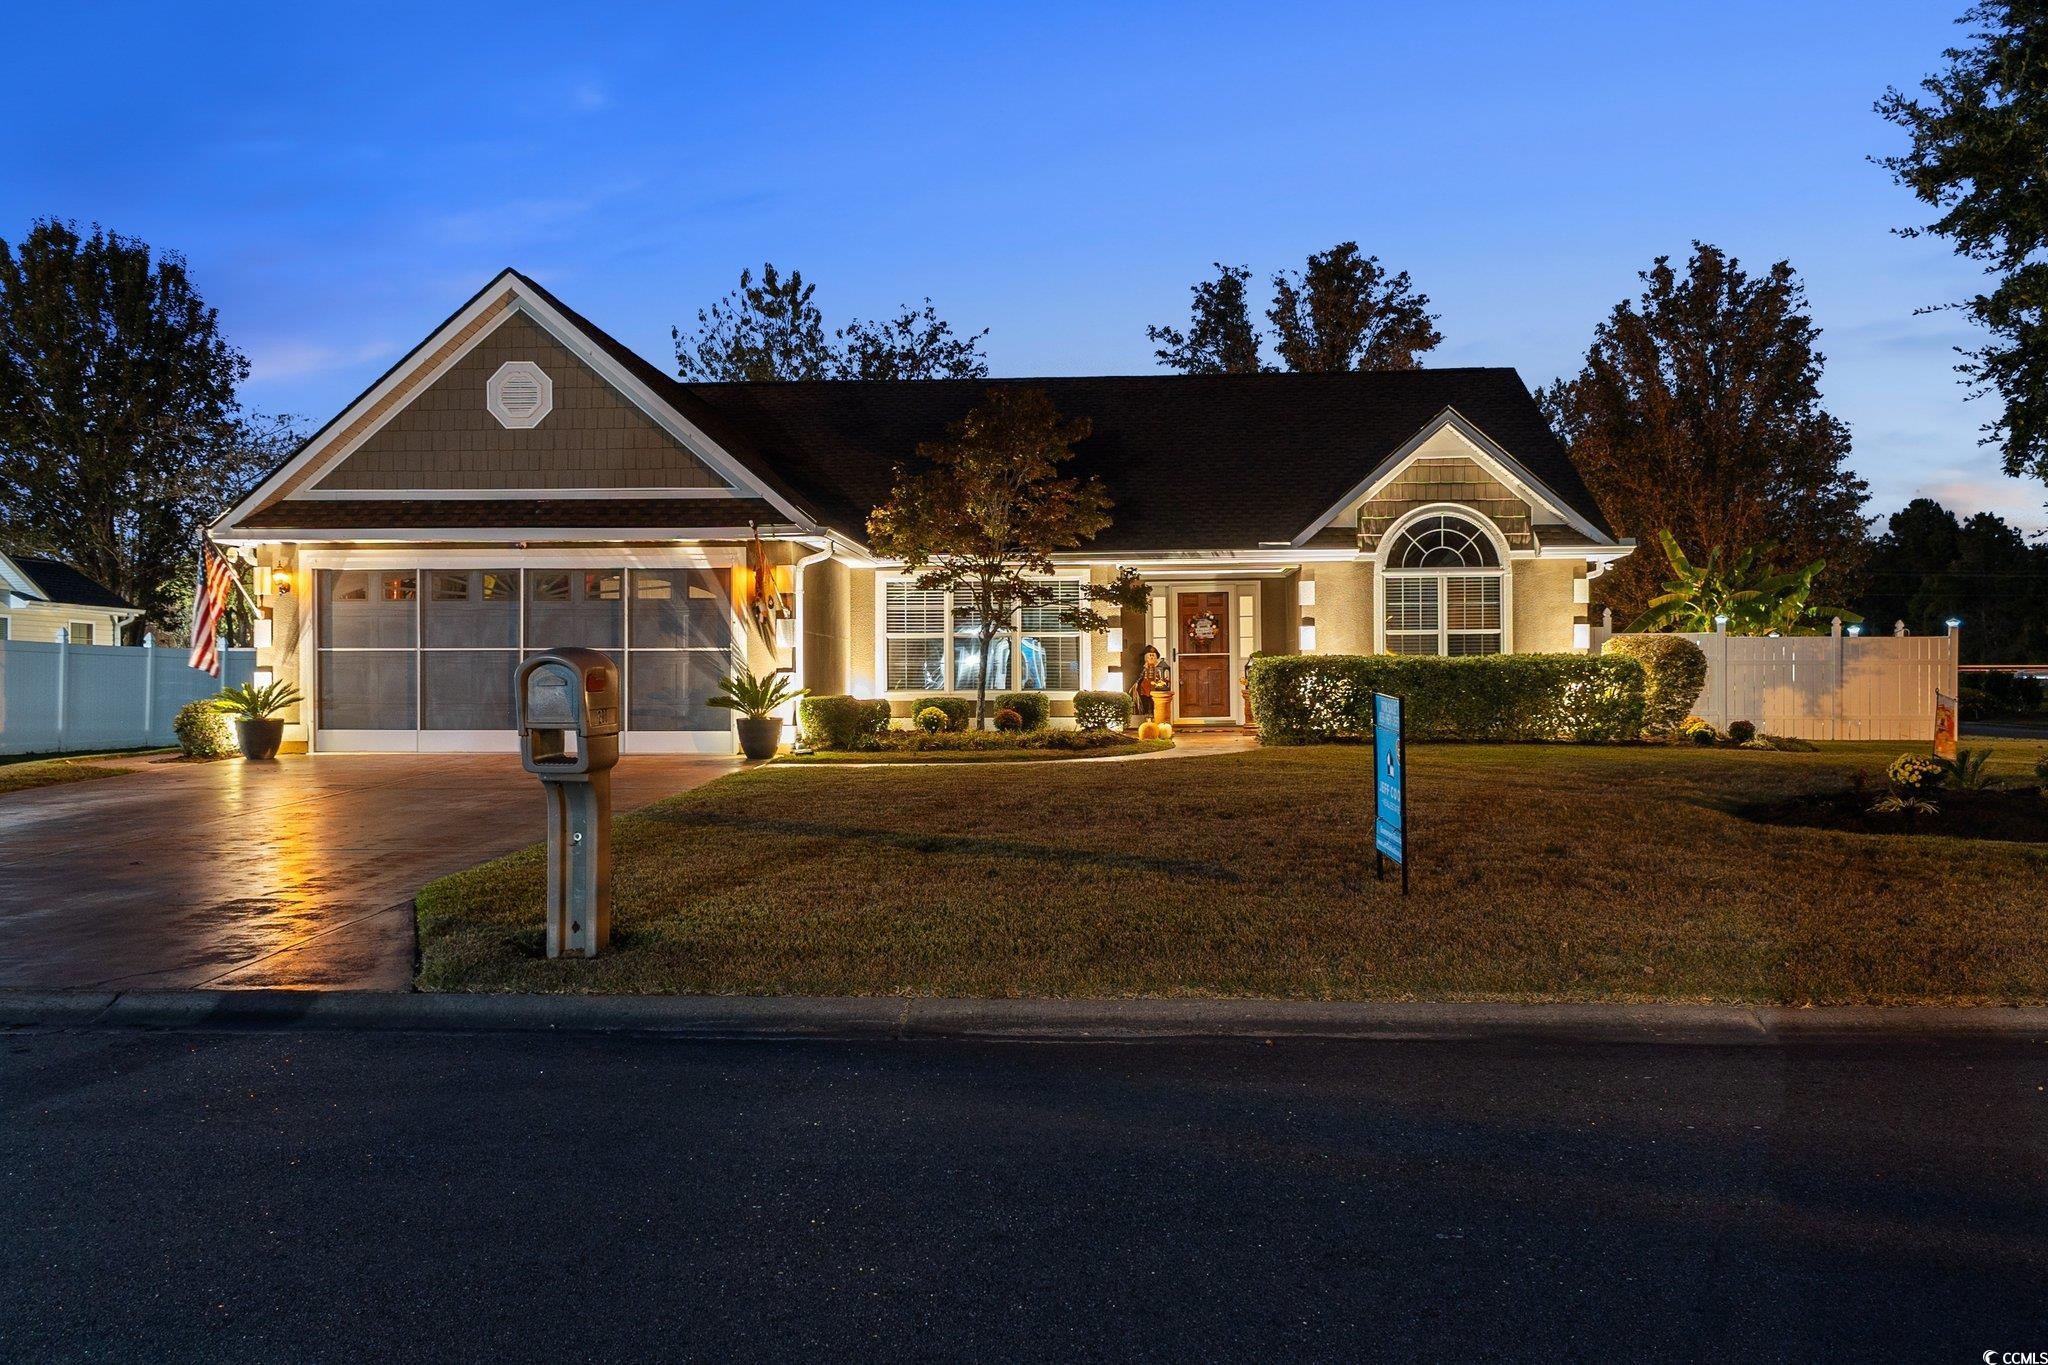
307 554 741 753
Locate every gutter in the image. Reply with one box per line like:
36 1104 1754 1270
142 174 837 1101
789 542 836 692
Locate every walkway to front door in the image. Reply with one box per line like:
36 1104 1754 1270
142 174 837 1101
0 753 736 991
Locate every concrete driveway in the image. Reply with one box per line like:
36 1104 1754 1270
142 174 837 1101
0 753 738 992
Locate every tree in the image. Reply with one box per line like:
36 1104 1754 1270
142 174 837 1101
1538 243 1871 623
1856 498 2048 662
0 219 281 639
1147 263 1266 373
1267 242 1441 372
833 300 989 380
1877 3 2048 491
673 263 832 381
1631 531 1859 635
675 265 989 381
866 388 1148 726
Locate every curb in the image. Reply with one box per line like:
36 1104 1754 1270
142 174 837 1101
5 990 2048 1043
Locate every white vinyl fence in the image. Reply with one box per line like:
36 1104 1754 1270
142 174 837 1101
0 638 255 755
1590 618 1959 742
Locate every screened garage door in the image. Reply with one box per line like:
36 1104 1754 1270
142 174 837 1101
312 564 738 753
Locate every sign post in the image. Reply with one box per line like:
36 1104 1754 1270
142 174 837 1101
1933 689 1959 763
1373 691 1409 895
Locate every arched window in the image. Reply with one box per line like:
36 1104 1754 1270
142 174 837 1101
1381 512 1506 656
1384 514 1501 570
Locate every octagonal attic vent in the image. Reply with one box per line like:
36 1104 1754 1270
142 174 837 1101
487 361 553 429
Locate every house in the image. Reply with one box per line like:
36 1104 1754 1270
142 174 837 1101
212 270 1632 754
0 552 138 645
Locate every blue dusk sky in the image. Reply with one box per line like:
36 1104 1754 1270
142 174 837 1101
3 1 2037 531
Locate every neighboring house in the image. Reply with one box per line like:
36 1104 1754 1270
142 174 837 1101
0 552 138 645
212 270 1632 754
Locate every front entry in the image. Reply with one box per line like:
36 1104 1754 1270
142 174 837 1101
1174 590 1233 720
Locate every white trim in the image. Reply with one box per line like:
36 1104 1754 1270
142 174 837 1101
218 271 817 533
217 526 778 546
293 486 748 502
1162 580 1260 726
301 546 743 571
0 552 45 600
1291 407 1612 548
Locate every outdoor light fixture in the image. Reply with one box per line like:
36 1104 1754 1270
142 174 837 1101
1946 617 1963 629
1847 624 1862 637
1713 613 1730 629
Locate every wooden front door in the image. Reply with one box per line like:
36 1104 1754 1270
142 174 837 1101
1175 591 1232 720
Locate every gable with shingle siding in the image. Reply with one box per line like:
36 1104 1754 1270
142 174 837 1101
307 312 730 495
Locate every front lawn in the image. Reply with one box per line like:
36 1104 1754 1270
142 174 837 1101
0 755 139 796
416 738 2048 1005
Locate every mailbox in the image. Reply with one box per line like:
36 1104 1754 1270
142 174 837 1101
514 648 620 959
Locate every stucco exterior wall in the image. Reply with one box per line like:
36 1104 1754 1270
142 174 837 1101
845 567 877 697
801 557 849 695
1308 561 1374 655
1259 574 1300 658
1512 558 1583 653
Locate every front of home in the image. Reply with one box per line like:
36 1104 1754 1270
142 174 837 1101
211 270 1633 754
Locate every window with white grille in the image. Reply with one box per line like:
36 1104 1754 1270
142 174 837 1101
1381 513 1505 655
882 577 1086 694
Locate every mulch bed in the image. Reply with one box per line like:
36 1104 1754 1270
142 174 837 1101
1744 785 2048 843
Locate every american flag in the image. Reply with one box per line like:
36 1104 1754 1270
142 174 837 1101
187 539 235 676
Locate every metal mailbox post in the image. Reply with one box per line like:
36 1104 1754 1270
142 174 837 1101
515 648 621 958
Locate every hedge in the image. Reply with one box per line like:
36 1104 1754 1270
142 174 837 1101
995 691 1051 730
912 696 974 731
174 698 236 759
1246 653 1646 744
1073 689 1133 731
1601 635 1707 735
797 695 893 750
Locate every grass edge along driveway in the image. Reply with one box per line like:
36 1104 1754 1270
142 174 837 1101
416 739 2048 1006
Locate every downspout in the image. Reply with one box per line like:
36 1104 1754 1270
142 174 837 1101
790 541 835 702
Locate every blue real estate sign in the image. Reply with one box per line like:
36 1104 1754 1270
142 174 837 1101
1373 692 1408 891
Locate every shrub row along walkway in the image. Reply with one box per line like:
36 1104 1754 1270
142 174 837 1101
417 738 2048 1004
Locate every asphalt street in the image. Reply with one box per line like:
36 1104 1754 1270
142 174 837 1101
3 1025 2045 1360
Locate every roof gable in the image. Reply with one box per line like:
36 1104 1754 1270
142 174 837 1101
2 554 132 609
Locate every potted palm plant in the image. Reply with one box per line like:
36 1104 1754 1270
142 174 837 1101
211 679 303 761
708 669 808 760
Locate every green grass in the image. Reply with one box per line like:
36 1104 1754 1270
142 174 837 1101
776 739 1175 764
0 756 136 795
416 737 2048 1005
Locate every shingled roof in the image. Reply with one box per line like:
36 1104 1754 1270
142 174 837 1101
5 554 132 609
511 272 1613 554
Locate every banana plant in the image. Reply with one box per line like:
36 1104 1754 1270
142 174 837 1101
1628 531 1862 635
705 669 808 720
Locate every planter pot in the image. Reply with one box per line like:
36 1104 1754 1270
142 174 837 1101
234 717 285 761
736 716 783 761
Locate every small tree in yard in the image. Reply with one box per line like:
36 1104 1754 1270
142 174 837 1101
867 388 1148 728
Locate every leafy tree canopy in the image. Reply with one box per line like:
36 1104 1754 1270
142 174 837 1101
1538 242 1871 623
675 263 988 381
1855 497 2048 662
1877 3 2048 490
1147 263 1266 374
1148 244 1441 374
866 387 1147 724
0 219 288 638
1268 243 1442 373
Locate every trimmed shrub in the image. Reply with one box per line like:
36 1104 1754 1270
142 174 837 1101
1073 689 1134 732
797 695 893 750
174 698 236 759
995 691 1051 730
914 706 949 734
912 696 973 731
1727 719 1757 745
993 707 1024 732
875 728 1146 754
1679 716 1720 745
1246 653 1646 745
1602 635 1708 735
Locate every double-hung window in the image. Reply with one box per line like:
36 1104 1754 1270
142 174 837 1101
883 577 1085 693
1381 514 1505 656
